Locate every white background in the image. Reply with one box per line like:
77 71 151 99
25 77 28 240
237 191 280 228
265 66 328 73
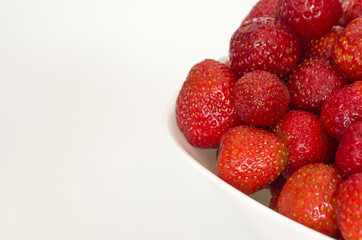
0 0 260 239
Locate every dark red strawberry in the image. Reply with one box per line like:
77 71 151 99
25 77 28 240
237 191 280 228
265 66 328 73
233 70 290 127
271 110 334 178
302 26 344 59
242 0 278 23
229 17 301 78
338 0 362 27
277 0 343 39
269 175 287 211
335 121 362 178
269 194 280 211
216 125 288 194
278 163 343 237
333 17 362 82
287 57 348 113
320 81 362 141
336 172 362 240
269 174 287 196
176 59 239 148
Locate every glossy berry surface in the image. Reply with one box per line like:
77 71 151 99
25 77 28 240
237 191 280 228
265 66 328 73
217 125 288 194
271 110 334 178
278 163 343 237
176 59 239 148
229 17 301 78
233 70 290 127
336 172 362 240
277 0 343 39
335 121 362 178
320 81 362 141
333 16 362 82
302 26 344 59
287 57 348 113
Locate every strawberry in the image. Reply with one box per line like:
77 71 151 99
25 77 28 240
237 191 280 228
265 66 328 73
229 17 301 78
269 194 280 211
286 57 348 113
269 174 287 196
242 0 278 23
278 163 344 237
216 125 288 195
335 121 362 178
233 70 290 127
176 59 239 148
320 81 362 141
277 0 343 39
338 0 362 27
302 26 344 59
336 172 362 240
271 110 335 178
332 16 362 82
268 175 287 211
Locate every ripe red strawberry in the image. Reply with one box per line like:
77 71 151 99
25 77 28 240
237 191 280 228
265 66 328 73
271 110 335 178
242 0 278 23
338 0 362 27
333 17 362 82
176 59 239 148
335 121 362 178
229 17 301 78
233 70 290 127
278 163 343 237
336 172 362 240
320 81 362 141
216 125 288 194
277 0 343 39
286 57 348 113
302 26 344 59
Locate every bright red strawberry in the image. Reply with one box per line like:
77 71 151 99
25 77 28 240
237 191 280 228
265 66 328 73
277 0 342 39
242 0 278 23
302 26 344 59
233 70 290 127
287 57 348 113
216 125 288 194
335 121 362 178
333 17 362 82
229 17 301 78
320 81 362 141
271 110 335 178
176 59 239 148
336 172 362 240
338 0 362 27
278 163 343 237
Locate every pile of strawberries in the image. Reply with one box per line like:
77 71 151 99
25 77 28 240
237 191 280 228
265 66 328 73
175 0 362 239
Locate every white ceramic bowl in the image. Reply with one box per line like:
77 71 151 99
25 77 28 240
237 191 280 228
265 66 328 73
164 95 335 240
